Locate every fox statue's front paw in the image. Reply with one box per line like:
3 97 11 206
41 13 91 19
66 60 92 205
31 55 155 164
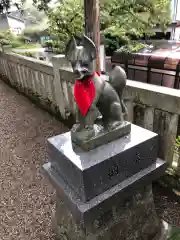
71 123 83 133
106 121 122 131
71 124 95 144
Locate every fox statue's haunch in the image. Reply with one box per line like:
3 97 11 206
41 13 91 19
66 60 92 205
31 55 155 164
65 35 129 147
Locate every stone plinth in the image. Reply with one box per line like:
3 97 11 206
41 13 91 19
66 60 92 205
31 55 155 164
54 185 162 240
48 124 158 202
43 159 166 231
43 124 167 240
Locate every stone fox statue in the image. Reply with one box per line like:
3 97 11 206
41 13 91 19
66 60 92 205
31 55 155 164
65 35 128 142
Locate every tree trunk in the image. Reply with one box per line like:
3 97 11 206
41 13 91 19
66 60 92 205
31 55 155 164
84 0 100 72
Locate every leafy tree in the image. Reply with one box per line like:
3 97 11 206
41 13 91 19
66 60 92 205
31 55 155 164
0 0 48 14
0 30 13 51
0 0 24 13
0 0 171 54
23 27 41 39
47 0 171 53
0 38 10 51
0 30 25 51
33 0 58 12
48 0 83 52
44 39 53 48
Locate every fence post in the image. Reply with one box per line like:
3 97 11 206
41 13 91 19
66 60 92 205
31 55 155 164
143 107 154 131
165 113 179 166
52 55 72 119
124 99 134 122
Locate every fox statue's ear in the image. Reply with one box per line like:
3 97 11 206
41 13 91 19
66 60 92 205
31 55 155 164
65 36 77 61
82 35 97 60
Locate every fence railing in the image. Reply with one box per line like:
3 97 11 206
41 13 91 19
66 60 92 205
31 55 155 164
0 52 57 106
0 52 180 172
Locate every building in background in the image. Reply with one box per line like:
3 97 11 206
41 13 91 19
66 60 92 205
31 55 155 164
8 10 38 28
0 10 39 35
143 0 180 41
170 0 180 39
0 13 25 34
171 0 180 21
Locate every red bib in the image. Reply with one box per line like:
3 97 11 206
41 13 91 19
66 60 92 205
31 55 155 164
74 73 100 116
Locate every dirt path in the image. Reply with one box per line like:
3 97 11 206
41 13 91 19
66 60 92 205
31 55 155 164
1 80 180 239
0 80 68 240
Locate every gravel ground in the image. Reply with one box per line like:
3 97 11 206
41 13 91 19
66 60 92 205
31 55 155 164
0 80 68 240
153 183 180 227
1 80 180 239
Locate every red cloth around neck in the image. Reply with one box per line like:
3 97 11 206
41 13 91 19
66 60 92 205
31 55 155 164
74 72 100 116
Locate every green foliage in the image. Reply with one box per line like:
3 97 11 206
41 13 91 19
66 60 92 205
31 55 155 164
0 30 27 50
0 30 13 41
0 30 14 51
15 35 26 43
104 34 127 56
100 0 171 38
10 40 23 48
15 51 36 58
33 0 52 12
0 30 40 51
14 43 41 49
24 52 36 58
0 0 23 13
44 39 53 48
23 27 42 39
48 0 83 53
117 42 148 53
0 0 44 14
0 39 10 46
104 35 147 56
47 0 171 53
176 136 180 147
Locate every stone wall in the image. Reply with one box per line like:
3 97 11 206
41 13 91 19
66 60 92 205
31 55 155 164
0 52 180 172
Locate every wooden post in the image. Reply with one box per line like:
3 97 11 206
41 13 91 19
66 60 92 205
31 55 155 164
84 0 100 72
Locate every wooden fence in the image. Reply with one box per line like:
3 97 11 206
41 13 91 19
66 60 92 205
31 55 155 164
0 52 180 172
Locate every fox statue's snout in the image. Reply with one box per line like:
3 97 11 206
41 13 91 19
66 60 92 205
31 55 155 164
72 62 92 80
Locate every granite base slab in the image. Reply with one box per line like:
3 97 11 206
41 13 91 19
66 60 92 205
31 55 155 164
53 185 163 240
42 158 166 231
48 124 158 202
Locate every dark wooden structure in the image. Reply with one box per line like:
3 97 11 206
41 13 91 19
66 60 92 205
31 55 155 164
112 41 180 89
84 0 100 72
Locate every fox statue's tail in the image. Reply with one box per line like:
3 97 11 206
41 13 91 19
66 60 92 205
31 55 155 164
108 65 128 117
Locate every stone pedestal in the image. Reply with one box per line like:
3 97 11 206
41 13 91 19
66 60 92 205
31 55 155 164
42 124 167 240
54 185 162 240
